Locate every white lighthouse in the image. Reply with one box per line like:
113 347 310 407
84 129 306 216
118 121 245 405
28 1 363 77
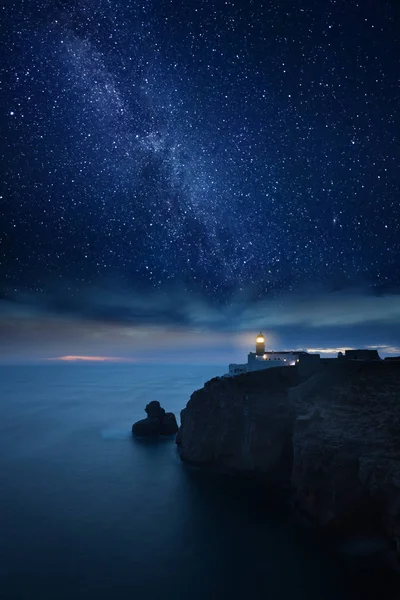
225 332 319 376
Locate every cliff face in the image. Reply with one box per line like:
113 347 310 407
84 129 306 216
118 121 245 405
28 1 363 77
292 362 400 541
177 368 298 485
177 361 400 544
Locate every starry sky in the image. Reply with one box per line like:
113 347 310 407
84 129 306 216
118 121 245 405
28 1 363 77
1 0 399 363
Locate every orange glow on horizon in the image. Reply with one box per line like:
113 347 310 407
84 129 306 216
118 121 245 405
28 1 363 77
48 355 137 363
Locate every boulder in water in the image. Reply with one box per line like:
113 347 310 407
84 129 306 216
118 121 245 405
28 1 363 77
132 401 178 437
132 417 162 437
145 400 166 419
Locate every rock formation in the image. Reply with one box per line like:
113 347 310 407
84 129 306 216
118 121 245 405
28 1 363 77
177 361 400 550
177 368 298 485
292 361 400 542
132 401 178 437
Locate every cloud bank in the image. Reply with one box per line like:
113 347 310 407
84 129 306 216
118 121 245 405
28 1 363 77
1 283 400 362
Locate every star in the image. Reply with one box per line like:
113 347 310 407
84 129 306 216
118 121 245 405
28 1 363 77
0 0 398 310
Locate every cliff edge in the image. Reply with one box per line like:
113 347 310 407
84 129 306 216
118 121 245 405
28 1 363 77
177 367 298 485
177 361 400 547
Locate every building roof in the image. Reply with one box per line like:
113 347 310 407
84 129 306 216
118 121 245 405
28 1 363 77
249 350 301 355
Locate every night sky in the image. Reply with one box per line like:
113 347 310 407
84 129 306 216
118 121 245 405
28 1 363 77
1 0 399 362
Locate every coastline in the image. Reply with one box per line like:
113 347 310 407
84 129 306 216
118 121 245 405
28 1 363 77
177 359 400 594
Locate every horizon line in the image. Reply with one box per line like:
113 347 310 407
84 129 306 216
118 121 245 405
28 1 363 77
47 355 139 363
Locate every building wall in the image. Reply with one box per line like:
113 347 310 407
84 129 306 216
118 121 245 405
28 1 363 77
228 363 248 375
248 360 281 372
227 351 321 377
247 352 299 371
297 353 321 378
345 349 381 361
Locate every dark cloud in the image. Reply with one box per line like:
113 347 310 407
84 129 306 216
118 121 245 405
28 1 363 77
1 283 400 362
5 281 400 328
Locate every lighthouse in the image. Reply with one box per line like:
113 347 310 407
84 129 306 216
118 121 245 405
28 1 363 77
225 332 321 376
255 332 265 356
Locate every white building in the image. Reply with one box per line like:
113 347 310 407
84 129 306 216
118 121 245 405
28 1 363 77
225 333 319 377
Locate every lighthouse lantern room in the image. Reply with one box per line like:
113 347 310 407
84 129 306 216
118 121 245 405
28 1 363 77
255 332 265 356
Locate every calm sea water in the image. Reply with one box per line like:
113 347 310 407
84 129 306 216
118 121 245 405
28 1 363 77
0 364 363 599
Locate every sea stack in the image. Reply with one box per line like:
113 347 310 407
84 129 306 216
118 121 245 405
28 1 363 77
132 401 178 437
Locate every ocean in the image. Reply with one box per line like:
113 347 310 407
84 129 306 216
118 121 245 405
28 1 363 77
0 363 380 599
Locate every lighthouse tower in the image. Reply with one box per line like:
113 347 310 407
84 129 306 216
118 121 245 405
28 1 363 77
255 332 265 356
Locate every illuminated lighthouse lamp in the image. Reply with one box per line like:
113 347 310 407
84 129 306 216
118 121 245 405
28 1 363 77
255 333 266 356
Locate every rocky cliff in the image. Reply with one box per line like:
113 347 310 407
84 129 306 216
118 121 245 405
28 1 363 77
177 361 400 548
177 367 298 485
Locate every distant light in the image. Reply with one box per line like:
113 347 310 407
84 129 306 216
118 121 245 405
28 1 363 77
48 355 136 363
256 336 265 343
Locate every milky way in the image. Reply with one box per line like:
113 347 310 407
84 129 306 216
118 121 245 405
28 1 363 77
1 0 399 310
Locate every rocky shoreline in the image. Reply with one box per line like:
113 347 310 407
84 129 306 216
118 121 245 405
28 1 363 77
176 361 400 562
